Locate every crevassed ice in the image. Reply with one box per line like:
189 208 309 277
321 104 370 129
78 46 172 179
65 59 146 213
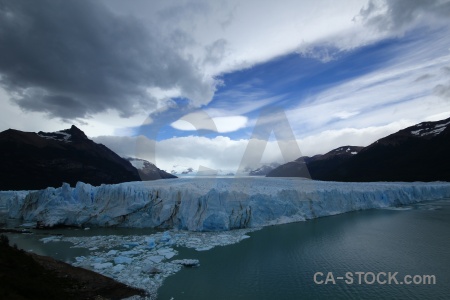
2 178 450 231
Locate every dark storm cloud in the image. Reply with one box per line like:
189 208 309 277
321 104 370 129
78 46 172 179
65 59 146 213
19 92 88 120
360 0 450 31
0 0 214 120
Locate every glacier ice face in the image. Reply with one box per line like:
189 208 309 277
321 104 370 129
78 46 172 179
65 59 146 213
2 178 450 231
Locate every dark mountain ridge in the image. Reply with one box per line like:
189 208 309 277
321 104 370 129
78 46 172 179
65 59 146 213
267 117 450 182
0 125 141 190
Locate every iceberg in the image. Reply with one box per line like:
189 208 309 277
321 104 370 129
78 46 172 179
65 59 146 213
2 178 450 231
114 256 133 265
172 259 200 267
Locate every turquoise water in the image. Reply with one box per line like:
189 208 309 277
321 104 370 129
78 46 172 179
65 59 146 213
4 225 158 262
158 200 450 299
3 200 450 299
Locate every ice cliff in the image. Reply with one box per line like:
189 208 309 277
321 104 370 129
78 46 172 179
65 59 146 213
2 178 450 231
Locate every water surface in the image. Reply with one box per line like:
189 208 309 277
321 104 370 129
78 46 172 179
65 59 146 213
158 199 450 299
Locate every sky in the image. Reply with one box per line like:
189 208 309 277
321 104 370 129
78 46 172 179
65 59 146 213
1 0 450 174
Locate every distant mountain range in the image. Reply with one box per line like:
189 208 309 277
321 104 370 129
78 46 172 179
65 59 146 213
267 117 450 182
0 125 175 190
245 163 281 176
2 117 449 190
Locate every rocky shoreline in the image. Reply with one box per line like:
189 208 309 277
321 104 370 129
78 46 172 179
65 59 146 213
0 234 146 300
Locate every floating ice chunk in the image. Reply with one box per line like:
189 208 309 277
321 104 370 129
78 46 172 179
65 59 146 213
142 277 151 284
172 259 200 267
195 246 213 251
89 247 98 251
123 242 140 248
127 278 134 284
20 222 36 228
174 233 187 239
147 255 165 263
40 236 61 243
121 250 140 256
157 248 176 259
186 237 202 248
112 264 125 273
160 231 172 243
93 257 105 263
142 265 162 274
106 250 118 256
75 256 86 262
92 262 112 270
147 237 156 249
217 234 232 241
382 206 413 211
114 256 133 264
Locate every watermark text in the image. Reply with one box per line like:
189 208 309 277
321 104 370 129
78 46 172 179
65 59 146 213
314 272 436 285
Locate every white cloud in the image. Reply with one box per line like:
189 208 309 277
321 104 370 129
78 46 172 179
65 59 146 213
95 116 443 175
359 0 450 34
80 0 450 128
171 112 247 133
212 116 248 133
3 0 450 157
297 120 418 155
103 0 369 77
285 30 450 137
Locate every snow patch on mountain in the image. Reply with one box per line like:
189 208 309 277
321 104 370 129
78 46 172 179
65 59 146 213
128 159 145 170
410 120 450 137
37 130 72 142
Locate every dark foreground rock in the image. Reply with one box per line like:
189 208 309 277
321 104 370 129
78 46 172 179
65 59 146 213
0 234 146 300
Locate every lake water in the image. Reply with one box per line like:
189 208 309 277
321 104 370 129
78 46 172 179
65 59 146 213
4 224 158 262
158 199 450 300
4 199 450 299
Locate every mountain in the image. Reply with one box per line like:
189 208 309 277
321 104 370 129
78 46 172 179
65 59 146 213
0 125 141 190
246 163 281 176
126 157 177 180
266 146 363 178
267 117 450 182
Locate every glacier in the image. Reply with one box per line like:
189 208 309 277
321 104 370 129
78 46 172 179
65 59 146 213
1 177 450 231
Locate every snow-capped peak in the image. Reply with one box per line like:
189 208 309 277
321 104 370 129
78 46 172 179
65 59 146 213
331 146 360 155
37 130 72 143
410 120 450 137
